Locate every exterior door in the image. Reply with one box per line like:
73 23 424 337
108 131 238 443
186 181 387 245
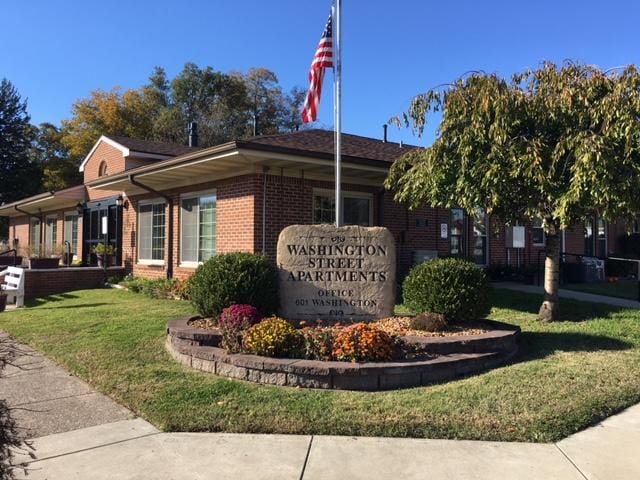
82 199 122 266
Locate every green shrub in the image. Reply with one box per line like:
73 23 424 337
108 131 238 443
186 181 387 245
120 277 185 300
243 317 302 358
409 312 448 332
189 252 278 318
403 258 491 322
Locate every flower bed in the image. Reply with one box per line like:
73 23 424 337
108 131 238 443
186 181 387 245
166 316 519 391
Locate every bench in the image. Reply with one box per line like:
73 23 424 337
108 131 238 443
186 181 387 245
0 267 25 308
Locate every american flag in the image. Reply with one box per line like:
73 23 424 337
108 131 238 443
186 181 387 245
302 14 334 123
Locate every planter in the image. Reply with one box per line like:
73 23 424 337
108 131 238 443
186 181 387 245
29 257 60 269
0 256 22 267
167 317 520 391
0 295 7 313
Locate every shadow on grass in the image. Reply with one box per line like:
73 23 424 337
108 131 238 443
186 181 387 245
27 293 80 307
491 288 625 321
514 330 633 362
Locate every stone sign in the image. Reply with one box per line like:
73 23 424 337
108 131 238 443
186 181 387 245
277 224 396 322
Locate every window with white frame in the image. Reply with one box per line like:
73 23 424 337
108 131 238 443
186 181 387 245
64 213 79 255
450 208 465 256
44 215 57 253
532 219 545 246
180 192 216 264
472 208 488 265
312 190 373 226
138 201 166 263
30 218 41 248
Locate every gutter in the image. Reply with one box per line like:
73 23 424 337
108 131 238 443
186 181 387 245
128 175 174 279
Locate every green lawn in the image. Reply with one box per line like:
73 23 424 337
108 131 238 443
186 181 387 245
562 280 639 301
1 288 640 442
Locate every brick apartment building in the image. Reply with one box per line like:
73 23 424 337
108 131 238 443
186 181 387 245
1 129 634 281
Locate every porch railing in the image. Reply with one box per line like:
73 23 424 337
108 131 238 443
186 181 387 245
536 250 640 302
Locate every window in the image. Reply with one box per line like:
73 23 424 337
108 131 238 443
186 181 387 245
472 208 488 265
181 193 216 264
138 201 166 263
450 208 465 256
532 219 545 246
45 216 57 254
584 217 595 256
634 218 639 234
98 161 108 177
29 218 41 248
597 218 607 258
312 190 373 226
64 214 79 255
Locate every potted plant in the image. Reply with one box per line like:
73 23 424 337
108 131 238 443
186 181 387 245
92 243 115 268
0 292 7 313
24 245 61 269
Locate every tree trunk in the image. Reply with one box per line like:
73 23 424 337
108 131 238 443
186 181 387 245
538 232 561 321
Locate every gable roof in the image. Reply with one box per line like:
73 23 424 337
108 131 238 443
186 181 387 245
239 129 416 164
79 135 201 172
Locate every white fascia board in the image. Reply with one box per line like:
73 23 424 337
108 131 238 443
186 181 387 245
79 136 130 172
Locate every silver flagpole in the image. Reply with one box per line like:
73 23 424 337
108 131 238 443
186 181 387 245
334 0 342 227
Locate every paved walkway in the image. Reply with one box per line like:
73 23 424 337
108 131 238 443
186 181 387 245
494 281 640 308
4 337 640 479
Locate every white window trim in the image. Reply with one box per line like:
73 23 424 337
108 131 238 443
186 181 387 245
63 211 81 257
532 219 546 247
472 209 489 266
29 217 41 246
179 189 217 267
45 214 58 248
312 188 374 226
137 198 167 265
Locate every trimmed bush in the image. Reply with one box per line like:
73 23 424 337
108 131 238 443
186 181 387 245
403 258 491 322
189 253 278 318
243 318 303 358
332 323 395 362
409 312 448 332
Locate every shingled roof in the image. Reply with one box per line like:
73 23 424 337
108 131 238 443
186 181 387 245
108 135 201 157
240 129 417 163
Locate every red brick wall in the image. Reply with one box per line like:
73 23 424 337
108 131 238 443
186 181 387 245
117 171 636 282
23 267 125 300
84 142 127 201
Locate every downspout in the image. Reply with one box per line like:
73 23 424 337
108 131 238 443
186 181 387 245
262 166 270 254
128 175 173 279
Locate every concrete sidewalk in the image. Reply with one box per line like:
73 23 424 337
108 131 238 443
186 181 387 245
4 335 640 479
11 404 640 479
2 334 133 438
495 281 640 308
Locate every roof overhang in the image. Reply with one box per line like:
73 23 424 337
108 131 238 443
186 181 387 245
86 143 392 195
0 185 86 218
78 136 173 172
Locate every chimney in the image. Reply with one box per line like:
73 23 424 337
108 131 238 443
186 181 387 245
382 124 388 143
188 122 198 147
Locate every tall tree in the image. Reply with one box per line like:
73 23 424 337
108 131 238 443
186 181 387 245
281 86 307 133
242 68 287 136
60 87 156 158
33 123 82 191
0 79 41 238
386 62 640 321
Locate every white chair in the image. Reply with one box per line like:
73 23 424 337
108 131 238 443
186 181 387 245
0 267 25 308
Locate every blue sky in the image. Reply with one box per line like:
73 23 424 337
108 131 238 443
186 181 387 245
2 0 639 146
